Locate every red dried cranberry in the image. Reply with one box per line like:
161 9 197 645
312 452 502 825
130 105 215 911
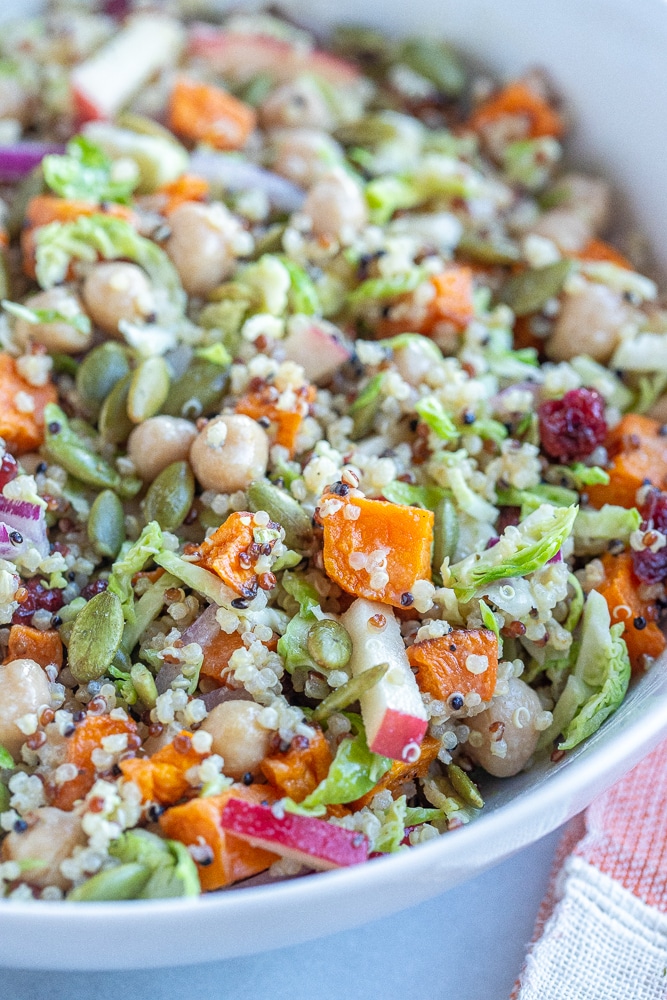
11 577 65 624
631 487 667 583
0 453 18 492
81 579 108 601
538 388 607 463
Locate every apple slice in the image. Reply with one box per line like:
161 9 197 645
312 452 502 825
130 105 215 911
282 316 352 385
71 15 184 122
220 799 368 871
342 599 428 762
187 25 361 87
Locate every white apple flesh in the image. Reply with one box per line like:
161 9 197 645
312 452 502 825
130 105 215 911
71 15 184 122
281 316 352 385
342 599 428 762
220 799 369 871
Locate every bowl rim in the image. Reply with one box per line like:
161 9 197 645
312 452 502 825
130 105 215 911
1 663 665 935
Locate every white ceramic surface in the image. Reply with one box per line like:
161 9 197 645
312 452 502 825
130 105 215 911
1 0 667 971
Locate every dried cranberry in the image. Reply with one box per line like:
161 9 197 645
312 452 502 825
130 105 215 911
81 579 108 601
0 453 18 492
538 388 607 463
12 577 65 624
631 487 667 583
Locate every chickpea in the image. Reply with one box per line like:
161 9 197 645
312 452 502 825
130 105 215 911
270 128 343 188
201 701 272 781
547 281 633 363
13 288 92 354
127 415 197 483
190 414 269 493
467 677 542 778
82 262 156 336
302 167 368 239
393 340 433 386
260 79 334 131
166 202 247 298
530 208 591 253
1 807 86 890
0 659 51 758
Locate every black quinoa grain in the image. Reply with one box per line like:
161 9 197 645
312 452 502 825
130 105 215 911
231 597 249 609
449 694 464 711
147 804 164 822
400 592 414 606
13 819 28 833
633 616 647 630
242 772 253 786
9 531 22 545
35 462 47 474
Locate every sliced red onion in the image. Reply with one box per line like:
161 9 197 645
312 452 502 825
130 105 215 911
201 686 253 711
181 602 220 647
0 143 65 183
155 661 182 695
547 549 563 564
189 151 305 213
0 496 48 557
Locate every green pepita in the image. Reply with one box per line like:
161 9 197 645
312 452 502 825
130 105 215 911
0 783 9 813
98 371 134 445
311 663 389 723
500 259 573 317
76 341 131 416
143 460 195 532
67 862 152 902
399 38 466 97
128 356 170 424
44 404 124 493
334 115 400 149
306 619 353 671
130 662 158 709
67 589 124 684
331 25 395 76
457 231 521 266
432 495 459 578
246 479 313 551
162 359 230 420
88 489 126 560
447 763 484 809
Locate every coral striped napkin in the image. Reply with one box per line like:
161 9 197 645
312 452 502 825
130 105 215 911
513 739 667 1000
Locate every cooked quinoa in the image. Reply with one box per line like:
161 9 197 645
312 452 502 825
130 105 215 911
0 2 664 901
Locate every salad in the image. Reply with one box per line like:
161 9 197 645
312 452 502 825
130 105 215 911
0 2 664 903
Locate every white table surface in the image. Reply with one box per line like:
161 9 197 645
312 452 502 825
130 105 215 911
0 826 561 1000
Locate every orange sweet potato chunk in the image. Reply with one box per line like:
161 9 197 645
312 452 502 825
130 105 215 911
119 732 208 806
6 625 62 670
598 552 666 675
587 414 667 510
321 494 433 608
353 734 441 809
48 714 137 811
235 384 315 457
168 76 256 150
260 729 332 803
408 628 499 703
469 80 564 138
0 353 57 454
159 785 279 891
193 510 276 599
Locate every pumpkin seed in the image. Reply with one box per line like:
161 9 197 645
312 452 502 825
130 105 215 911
44 403 122 493
116 111 180 143
143 460 194 532
399 38 466 97
7 165 44 239
0 783 9 813
246 479 313 551
67 589 124 684
311 663 389 723
0 251 9 301
331 25 394 76
500 259 573 317
88 490 126 560
76 342 131 416
130 662 158 709
350 372 384 440
432 495 459 579
457 231 521 266
162 359 229 420
98 371 134 445
447 763 484 809
128 356 170 423
307 619 353 671
67 862 151 902
334 115 400 149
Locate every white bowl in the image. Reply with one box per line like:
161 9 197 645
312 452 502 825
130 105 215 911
2 0 667 971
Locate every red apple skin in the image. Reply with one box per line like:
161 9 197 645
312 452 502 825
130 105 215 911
71 84 106 123
220 799 369 871
281 322 351 384
368 710 428 763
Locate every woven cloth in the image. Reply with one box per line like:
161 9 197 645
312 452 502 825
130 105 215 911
513 739 667 1000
